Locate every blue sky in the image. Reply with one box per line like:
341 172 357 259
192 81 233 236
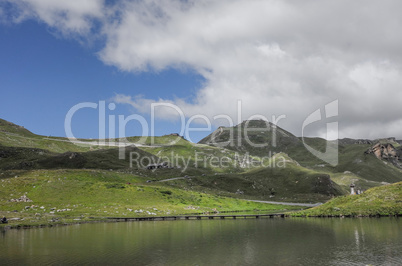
1 0 402 142
0 19 207 142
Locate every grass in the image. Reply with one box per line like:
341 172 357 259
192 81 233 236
1 119 190 153
333 143 402 183
158 153 344 203
0 119 350 203
292 181 402 217
329 172 383 192
199 120 402 185
1 117 402 228
0 169 301 228
0 145 159 171
140 141 261 173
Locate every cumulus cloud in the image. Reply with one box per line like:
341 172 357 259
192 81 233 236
3 0 402 139
2 0 104 34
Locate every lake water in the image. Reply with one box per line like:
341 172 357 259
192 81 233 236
1 217 401 265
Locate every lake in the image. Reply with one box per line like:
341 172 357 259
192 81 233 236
1 217 401 265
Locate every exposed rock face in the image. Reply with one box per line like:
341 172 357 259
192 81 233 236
365 143 398 159
365 142 402 169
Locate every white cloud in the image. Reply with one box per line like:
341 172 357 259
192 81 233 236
4 0 402 139
4 0 104 34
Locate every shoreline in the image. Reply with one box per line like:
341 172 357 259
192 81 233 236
2 212 400 231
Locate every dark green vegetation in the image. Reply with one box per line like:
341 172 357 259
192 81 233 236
199 120 402 189
1 118 401 227
166 154 343 203
292 182 402 217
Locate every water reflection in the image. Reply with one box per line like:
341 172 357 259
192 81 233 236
1 218 401 265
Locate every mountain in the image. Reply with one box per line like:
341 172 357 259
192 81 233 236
1 117 401 227
199 120 300 156
1 118 401 206
199 120 402 185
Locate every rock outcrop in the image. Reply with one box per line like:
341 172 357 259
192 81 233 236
365 143 398 159
365 142 402 169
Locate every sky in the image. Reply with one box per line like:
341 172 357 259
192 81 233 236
1 0 402 143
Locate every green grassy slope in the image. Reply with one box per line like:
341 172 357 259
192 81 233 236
3 117 400 209
159 153 344 203
0 169 301 228
0 119 190 153
125 135 189 145
0 145 159 170
0 119 35 137
334 144 402 183
140 142 263 174
329 172 383 192
292 181 402 216
0 119 98 153
1 117 401 227
198 120 402 184
0 118 347 203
